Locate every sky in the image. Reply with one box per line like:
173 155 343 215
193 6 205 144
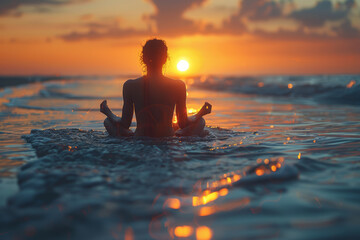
0 0 360 76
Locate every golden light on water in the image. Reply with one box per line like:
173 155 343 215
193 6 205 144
159 157 286 238
288 83 293 89
196 226 213 240
177 60 190 72
173 225 212 239
190 157 285 208
255 169 265 176
199 198 251 217
164 198 181 209
174 226 194 238
124 227 134 240
172 108 198 124
192 191 219 207
187 107 198 114
199 206 214 216
346 80 356 88
219 188 228 196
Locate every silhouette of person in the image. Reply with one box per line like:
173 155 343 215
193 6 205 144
100 38 212 137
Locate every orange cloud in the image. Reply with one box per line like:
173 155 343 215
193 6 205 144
56 0 360 41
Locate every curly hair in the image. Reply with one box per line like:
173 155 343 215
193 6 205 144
140 39 168 72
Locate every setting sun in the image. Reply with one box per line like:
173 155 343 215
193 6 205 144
177 60 189 72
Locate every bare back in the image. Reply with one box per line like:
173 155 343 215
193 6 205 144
121 76 186 137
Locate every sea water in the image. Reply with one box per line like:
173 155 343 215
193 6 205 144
0 75 359 239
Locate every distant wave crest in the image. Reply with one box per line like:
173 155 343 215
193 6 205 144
190 75 360 105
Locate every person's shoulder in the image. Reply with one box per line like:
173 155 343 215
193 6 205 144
165 77 185 88
124 77 142 88
125 77 142 84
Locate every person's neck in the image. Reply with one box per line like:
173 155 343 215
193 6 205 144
146 68 163 79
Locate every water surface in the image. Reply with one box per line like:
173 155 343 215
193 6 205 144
0 76 359 239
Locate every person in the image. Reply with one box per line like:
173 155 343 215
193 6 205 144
100 38 212 137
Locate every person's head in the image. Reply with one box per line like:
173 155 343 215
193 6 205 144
141 39 168 73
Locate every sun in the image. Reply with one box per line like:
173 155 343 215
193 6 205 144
177 60 189 72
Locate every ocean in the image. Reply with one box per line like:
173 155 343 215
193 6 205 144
0 75 359 239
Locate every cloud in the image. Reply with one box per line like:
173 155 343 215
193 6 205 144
253 20 360 40
59 21 149 41
144 0 214 36
60 0 216 40
0 0 88 17
221 0 286 34
59 0 360 41
222 0 360 40
340 0 356 9
239 0 284 21
80 14 94 21
332 19 360 38
253 27 331 40
221 14 247 35
290 0 353 28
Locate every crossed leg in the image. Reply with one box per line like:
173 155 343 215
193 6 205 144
101 100 133 137
105 116 206 137
175 117 207 137
101 100 207 137
103 117 134 137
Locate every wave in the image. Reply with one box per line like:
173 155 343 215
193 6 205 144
3 75 359 112
39 88 121 100
190 75 360 105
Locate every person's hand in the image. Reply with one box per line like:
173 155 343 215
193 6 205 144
199 102 212 116
100 100 109 114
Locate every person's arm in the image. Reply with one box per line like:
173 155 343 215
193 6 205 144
119 80 133 129
176 81 189 129
187 102 212 123
176 81 212 129
100 100 121 123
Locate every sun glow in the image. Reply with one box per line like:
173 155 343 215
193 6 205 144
177 60 189 72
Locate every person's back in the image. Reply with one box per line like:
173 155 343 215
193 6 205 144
100 38 211 138
125 76 184 137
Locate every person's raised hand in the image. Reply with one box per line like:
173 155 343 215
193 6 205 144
199 102 212 116
100 100 109 114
